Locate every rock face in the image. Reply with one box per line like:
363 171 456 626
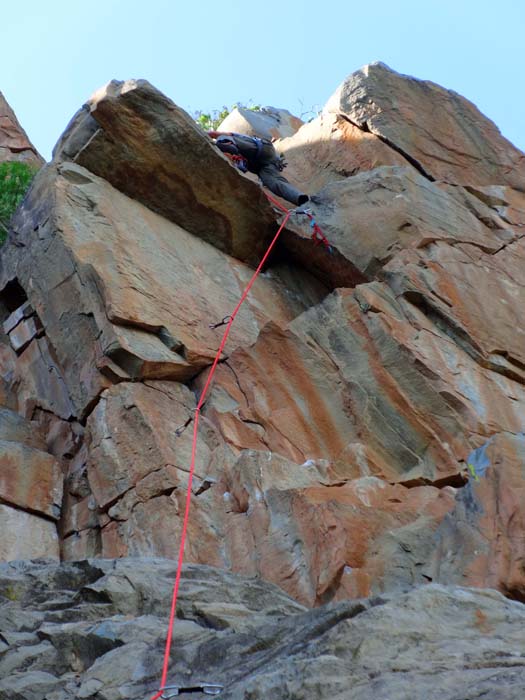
324 62 525 190
0 63 525 618
1 559 524 700
218 105 303 140
53 80 277 264
0 92 43 166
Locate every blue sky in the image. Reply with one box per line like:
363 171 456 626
3 0 524 160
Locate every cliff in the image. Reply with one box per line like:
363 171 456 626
0 63 524 698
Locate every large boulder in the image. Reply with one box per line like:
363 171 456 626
218 105 303 140
52 79 278 264
325 62 525 190
275 111 407 193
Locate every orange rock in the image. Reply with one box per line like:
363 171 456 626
53 80 278 264
0 440 63 519
0 91 43 166
326 62 525 189
275 112 407 193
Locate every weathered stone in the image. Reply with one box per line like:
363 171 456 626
0 505 59 560
82 380 234 562
326 62 525 190
200 286 524 485
221 451 455 604
218 105 303 140
282 165 512 288
53 79 278 263
275 111 407 193
0 559 524 700
86 381 227 510
8 315 44 354
0 440 63 519
464 184 525 227
431 432 525 601
12 337 76 420
0 406 46 450
1 162 324 418
2 300 34 334
384 237 525 380
1 69 525 625
0 91 43 166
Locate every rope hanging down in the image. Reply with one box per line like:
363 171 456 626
149 197 291 700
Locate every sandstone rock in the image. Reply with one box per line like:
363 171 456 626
0 92 43 166
200 285 524 486
83 380 231 563
282 165 512 288
325 62 525 189
1 162 324 418
218 105 303 140
0 440 63 519
53 79 278 263
464 184 525 227
0 505 59 560
384 237 525 381
221 451 455 604
0 559 524 699
431 432 525 601
275 111 407 193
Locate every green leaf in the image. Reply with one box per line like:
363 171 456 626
0 161 37 245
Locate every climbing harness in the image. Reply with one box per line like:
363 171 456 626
223 152 248 172
160 683 224 698
149 204 292 700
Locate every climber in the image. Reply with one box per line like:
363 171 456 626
208 130 309 207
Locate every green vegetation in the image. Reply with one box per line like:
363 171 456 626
0 161 36 244
193 102 262 132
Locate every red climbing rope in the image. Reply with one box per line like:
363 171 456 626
150 199 291 700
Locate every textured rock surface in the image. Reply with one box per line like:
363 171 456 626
200 286 524 482
0 92 43 166
0 406 62 559
218 105 303 140
0 559 524 700
275 111 407 193
431 432 525 602
281 164 515 286
53 79 278 264
1 64 525 610
0 161 324 418
325 62 525 189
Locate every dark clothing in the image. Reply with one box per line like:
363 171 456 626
216 133 307 206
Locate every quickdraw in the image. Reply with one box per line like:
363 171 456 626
262 192 333 254
297 208 333 254
160 683 223 698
